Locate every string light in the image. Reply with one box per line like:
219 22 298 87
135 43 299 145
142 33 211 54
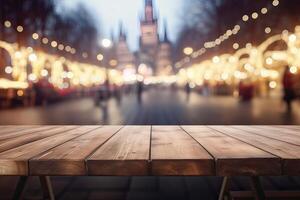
175 0 281 69
251 12 259 19
265 27 272 34
97 53 104 61
233 43 239 50
242 15 249 22
51 41 58 48
32 33 39 40
272 0 279 7
16 25 23 32
42 38 49 44
4 20 11 28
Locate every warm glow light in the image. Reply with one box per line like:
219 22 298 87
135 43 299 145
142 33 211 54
28 53 37 62
242 15 249 22
16 25 24 32
290 66 298 74
5 66 13 74
32 33 39 40
82 52 88 58
265 27 271 34
269 81 277 89
70 48 76 54
65 46 72 52
251 12 258 19
41 69 49 77
42 38 49 44
17 90 24 97
272 0 279 7
28 73 37 81
261 8 268 14
4 20 11 28
109 59 118 66
212 56 220 63
233 43 239 50
97 53 104 61
51 41 58 48
101 38 112 48
58 44 64 51
289 34 297 42
266 57 273 65
183 47 194 55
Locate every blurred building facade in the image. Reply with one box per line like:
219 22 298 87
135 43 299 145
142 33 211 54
113 0 173 77
137 0 173 76
115 23 136 73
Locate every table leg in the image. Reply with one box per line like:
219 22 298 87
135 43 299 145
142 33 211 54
218 176 231 200
39 176 55 200
250 176 265 200
13 176 28 200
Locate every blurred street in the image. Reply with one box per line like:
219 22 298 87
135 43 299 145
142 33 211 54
1 87 300 125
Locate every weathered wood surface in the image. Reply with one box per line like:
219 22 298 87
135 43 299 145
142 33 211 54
88 126 150 176
211 126 300 175
0 126 91 175
151 126 214 175
31 126 121 175
234 126 300 146
182 126 280 176
0 126 299 176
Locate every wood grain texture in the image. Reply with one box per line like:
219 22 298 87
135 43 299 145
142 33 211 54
0 126 95 175
182 126 280 176
0 126 77 153
235 126 300 146
151 126 214 176
211 126 300 175
0 126 56 141
87 126 151 176
0 126 38 136
31 126 122 176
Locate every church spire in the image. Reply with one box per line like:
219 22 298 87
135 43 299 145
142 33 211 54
163 19 170 43
118 21 126 41
145 0 154 22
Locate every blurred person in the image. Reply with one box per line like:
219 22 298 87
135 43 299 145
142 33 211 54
185 82 191 94
238 80 254 101
282 65 295 112
137 80 144 103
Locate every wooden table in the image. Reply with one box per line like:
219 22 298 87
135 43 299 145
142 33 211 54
0 125 299 200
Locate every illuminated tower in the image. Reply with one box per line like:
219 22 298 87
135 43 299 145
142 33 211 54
139 0 159 73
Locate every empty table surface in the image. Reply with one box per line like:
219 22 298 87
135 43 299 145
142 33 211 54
0 126 298 176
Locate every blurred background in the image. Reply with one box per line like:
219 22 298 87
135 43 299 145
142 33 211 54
0 0 300 125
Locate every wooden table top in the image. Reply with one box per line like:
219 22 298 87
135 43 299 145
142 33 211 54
0 126 299 176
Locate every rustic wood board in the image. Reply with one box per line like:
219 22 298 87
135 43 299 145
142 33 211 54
31 126 122 175
87 126 151 176
235 126 300 146
211 126 300 175
0 126 95 175
182 126 281 176
151 126 214 176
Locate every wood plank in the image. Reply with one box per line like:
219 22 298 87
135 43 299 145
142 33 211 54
0 126 57 141
0 126 97 175
255 126 300 135
235 126 300 146
211 126 300 175
0 126 38 135
182 126 280 176
30 126 122 176
0 126 77 153
87 126 151 176
151 126 214 176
